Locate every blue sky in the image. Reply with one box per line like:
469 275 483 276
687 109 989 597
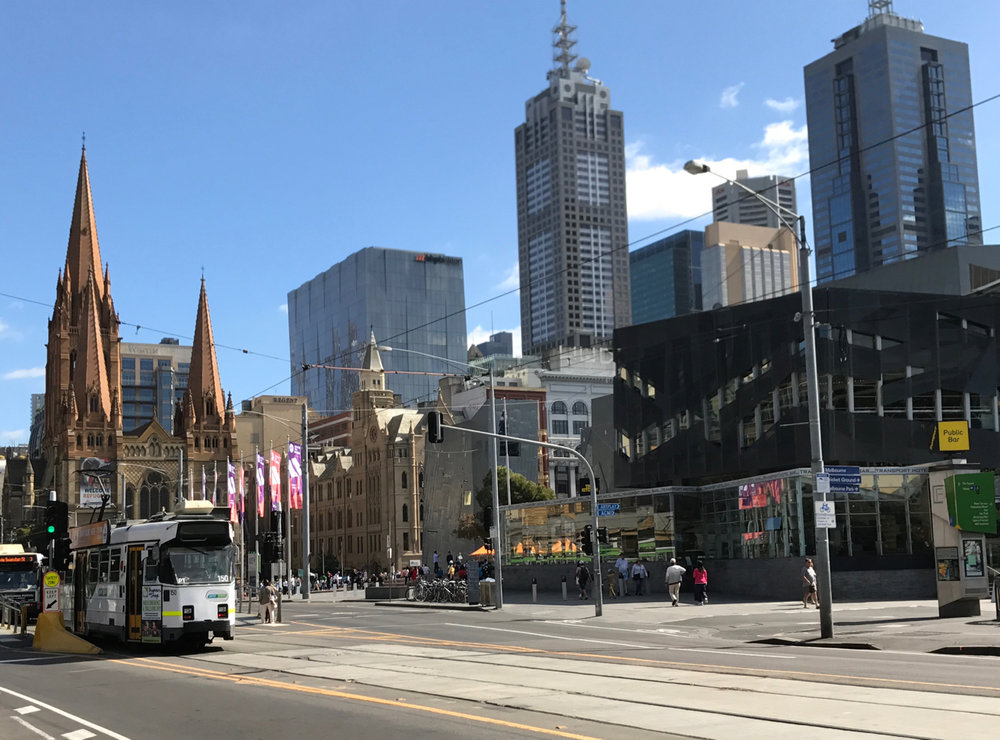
2 1 998 443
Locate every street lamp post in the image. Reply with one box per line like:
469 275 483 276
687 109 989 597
379 344 504 609
685 160 833 638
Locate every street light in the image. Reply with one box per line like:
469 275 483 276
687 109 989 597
379 344 504 609
685 160 834 638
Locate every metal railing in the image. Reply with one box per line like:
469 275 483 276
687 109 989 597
0 595 28 635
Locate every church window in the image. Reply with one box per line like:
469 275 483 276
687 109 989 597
87 434 94 446
401 471 408 490
107 435 113 446
90 396 98 413
194 437 200 449
402 503 409 522
77 435 83 448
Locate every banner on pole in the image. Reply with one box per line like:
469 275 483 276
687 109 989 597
269 450 282 511
288 442 302 510
227 461 237 523
255 453 265 518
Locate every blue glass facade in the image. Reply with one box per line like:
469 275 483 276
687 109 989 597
119 343 190 434
629 230 703 325
805 14 981 283
288 247 468 414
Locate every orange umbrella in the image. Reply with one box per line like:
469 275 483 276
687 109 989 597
469 544 494 556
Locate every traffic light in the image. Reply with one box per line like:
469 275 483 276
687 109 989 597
481 505 493 532
483 537 493 551
579 525 594 556
54 534 72 570
426 411 444 444
44 501 58 537
597 526 608 545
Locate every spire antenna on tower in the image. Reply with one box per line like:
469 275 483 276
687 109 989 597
82 131 86 151
552 0 578 75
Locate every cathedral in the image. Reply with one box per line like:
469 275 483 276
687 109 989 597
42 148 237 520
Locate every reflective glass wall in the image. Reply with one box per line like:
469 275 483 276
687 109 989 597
503 468 931 565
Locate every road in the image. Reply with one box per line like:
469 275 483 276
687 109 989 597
2 595 999 739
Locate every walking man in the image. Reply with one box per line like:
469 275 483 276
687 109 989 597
615 553 630 597
665 558 686 606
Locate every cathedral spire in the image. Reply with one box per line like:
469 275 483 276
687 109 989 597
187 278 224 423
76 267 112 420
359 330 386 392
65 148 105 304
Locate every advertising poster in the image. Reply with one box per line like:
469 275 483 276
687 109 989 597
79 457 115 507
141 585 162 644
935 547 960 582
963 539 985 578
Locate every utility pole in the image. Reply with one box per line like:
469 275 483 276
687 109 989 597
301 403 311 599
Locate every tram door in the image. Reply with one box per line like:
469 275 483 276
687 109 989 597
126 546 144 641
73 552 87 634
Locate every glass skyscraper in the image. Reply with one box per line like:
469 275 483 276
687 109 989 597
514 1 631 355
805 3 981 283
288 247 467 414
119 339 190 434
629 230 703 325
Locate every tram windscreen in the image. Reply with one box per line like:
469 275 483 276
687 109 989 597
161 545 236 585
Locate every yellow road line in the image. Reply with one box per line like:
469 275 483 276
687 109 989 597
279 620 1000 695
114 657 599 740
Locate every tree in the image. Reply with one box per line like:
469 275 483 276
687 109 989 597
475 466 555 511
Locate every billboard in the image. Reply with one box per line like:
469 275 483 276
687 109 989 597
79 457 115 507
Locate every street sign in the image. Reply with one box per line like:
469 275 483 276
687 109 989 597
43 570 61 612
814 500 837 528
815 473 830 494
825 465 861 493
597 503 620 517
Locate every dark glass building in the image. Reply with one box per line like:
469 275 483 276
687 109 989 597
805 6 981 283
613 287 1000 488
629 230 703 325
288 247 467 414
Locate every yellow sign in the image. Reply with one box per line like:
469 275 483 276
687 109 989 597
937 421 970 452
44 571 61 588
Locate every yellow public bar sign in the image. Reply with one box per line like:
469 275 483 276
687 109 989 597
937 421 970 452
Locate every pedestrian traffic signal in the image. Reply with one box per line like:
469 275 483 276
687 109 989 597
426 411 444 444
597 526 608 545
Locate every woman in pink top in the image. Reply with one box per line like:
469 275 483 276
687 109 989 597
693 560 708 606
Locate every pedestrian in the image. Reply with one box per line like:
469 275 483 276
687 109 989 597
665 558 686 607
575 560 591 599
433 550 439 568
615 552 630 597
801 558 819 608
693 560 708 605
630 559 647 596
258 579 272 623
446 550 454 566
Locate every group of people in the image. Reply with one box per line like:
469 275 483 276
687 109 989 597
611 554 653 597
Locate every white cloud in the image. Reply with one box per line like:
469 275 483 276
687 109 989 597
3 367 45 380
625 120 809 222
497 262 519 292
765 97 800 113
0 318 9 336
0 429 28 444
719 83 745 109
278 303 288 314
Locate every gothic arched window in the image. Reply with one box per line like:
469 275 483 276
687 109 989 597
401 471 408 490
402 503 409 523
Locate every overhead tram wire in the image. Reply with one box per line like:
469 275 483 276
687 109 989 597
8 92 999 401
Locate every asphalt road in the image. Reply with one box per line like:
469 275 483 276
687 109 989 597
2 597 999 739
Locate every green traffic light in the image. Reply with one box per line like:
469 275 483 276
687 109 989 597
47 525 56 534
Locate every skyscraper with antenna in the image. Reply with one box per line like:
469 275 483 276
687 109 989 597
804 0 982 283
514 1 631 356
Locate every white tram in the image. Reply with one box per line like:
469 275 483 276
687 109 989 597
69 500 236 648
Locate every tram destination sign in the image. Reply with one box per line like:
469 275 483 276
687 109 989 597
825 465 861 494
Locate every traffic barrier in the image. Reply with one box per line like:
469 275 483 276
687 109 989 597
33 612 101 654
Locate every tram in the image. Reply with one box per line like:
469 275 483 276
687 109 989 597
69 500 236 648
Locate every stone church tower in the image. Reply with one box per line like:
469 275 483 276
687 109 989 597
43 149 236 518
42 148 123 505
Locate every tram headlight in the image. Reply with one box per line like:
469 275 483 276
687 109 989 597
183 605 194 621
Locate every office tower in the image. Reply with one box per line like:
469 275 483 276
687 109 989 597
701 222 799 309
629 230 704 325
712 170 797 229
119 338 191 434
805 0 981 283
476 331 514 358
288 247 467 414
514 0 631 355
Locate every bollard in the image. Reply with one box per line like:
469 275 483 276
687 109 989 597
532 577 538 603
561 575 568 601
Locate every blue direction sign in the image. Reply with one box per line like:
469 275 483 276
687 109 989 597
597 503 620 517
825 465 861 494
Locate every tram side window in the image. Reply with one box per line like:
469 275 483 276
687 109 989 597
144 551 158 582
109 549 122 583
99 548 110 584
87 552 100 597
